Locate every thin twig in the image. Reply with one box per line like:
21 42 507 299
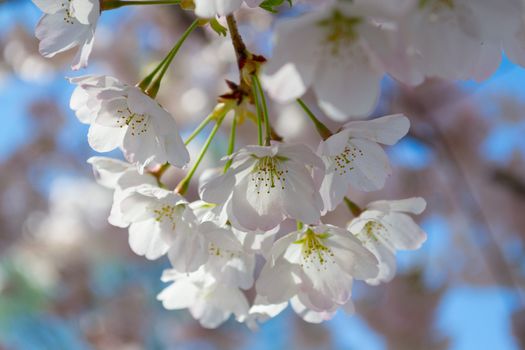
226 14 249 72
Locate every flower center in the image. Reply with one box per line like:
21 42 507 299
250 156 288 194
208 242 238 259
153 204 179 230
358 221 385 242
295 229 335 270
318 9 362 56
116 107 148 136
330 140 363 176
61 0 75 24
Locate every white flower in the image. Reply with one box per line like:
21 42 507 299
194 0 263 18
87 156 157 227
263 3 388 121
70 75 189 171
33 0 99 70
391 0 502 82
317 114 410 212
348 197 427 285
232 226 278 258
88 156 151 190
199 222 256 289
157 269 250 329
342 0 518 84
256 224 378 314
200 143 325 231
116 185 206 265
190 199 279 257
190 198 228 226
158 220 255 328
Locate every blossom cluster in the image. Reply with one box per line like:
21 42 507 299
30 0 524 329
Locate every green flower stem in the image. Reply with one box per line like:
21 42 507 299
223 113 237 173
344 197 362 217
102 0 181 10
137 19 199 98
252 74 271 146
184 113 215 146
175 106 230 195
251 75 264 146
296 98 333 140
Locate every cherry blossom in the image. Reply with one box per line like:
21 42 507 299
157 219 256 328
32 0 99 70
24 0 484 330
317 114 410 212
263 2 389 121
200 143 325 231
255 224 378 319
70 75 189 171
158 268 250 328
87 156 157 227
398 0 500 81
198 221 256 289
191 199 279 258
348 197 427 285
373 0 525 83
114 185 200 263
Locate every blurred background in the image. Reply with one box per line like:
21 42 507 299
1 1 525 349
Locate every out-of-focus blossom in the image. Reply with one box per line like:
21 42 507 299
263 2 389 121
376 0 525 83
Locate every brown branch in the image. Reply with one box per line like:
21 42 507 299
226 14 249 71
224 13 283 142
492 169 525 199
225 13 252 96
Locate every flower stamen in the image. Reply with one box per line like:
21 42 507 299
116 107 148 136
251 156 289 194
295 229 335 271
62 0 75 24
153 204 179 230
332 143 363 175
